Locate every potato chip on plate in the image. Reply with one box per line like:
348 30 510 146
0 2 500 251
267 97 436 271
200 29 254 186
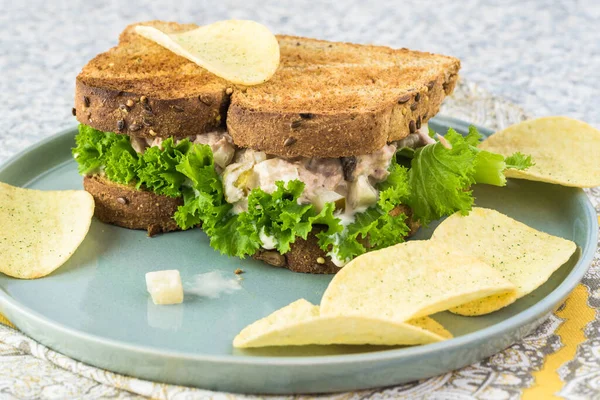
0 182 94 279
432 207 577 315
136 20 280 85
233 299 451 348
320 240 516 322
479 117 600 187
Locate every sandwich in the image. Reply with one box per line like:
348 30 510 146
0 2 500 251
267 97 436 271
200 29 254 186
72 21 530 274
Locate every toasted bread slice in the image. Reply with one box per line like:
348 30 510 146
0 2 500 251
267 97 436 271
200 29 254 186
83 175 182 236
75 21 230 139
229 36 459 157
75 21 459 157
82 175 417 274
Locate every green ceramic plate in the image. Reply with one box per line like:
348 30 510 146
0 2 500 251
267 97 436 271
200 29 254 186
0 116 596 394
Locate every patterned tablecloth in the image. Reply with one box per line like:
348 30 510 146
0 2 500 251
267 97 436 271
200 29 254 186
0 80 599 399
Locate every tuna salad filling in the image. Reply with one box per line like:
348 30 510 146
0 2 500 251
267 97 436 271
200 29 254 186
128 126 432 217
72 123 532 267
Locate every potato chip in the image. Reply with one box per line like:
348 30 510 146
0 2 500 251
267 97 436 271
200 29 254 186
0 182 94 279
233 299 451 348
479 116 600 187
432 207 577 315
320 241 516 322
136 20 280 85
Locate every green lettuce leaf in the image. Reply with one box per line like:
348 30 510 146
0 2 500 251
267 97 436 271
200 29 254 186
505 152 534 170
207 214 259 258
72 125 193 198
406 126 534 225
173 143 231 230
318 162 411 263
104 140 139 184
136 138 191 197
406 128 477 224
72 124 131 175
471 126 533 185
369 161 411 249
212 181 342 258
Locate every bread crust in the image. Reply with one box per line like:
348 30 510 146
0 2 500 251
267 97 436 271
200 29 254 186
75 82 228 139
83 175 417 273
227 72 458 158
83 175 182 235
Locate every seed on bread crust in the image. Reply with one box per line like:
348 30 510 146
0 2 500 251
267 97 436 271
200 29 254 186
426 80 436 91
83 96 90 107
116 197 128 205
149 129 157 136
410 103 418 111
71 107 77 116
198 94 213 106
397 94 411 104
142 102 152 113
126 99 135 108
117 119 125 131
415 93 421 102
147 224 160 237
291 120 303 129
299 113 314 119
129 123 142 132
225 87 233 95
119 104 129 112
171 105 184 112
443 75 457 92
416 116 422 129
140 96 148 104
409 120 416 133
284 137 297 146
254 250 286 267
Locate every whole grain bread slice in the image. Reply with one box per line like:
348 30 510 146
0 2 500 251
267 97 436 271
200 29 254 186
83 175 418 274
75 21 230 139
228 35 460 157
75 21 460 156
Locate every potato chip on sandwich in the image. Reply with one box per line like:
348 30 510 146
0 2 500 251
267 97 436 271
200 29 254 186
136 20 280 85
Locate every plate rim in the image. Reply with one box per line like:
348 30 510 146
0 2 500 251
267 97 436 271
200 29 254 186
0 116 597 367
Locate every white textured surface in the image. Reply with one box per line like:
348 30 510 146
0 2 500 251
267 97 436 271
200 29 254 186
1 0 599 163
